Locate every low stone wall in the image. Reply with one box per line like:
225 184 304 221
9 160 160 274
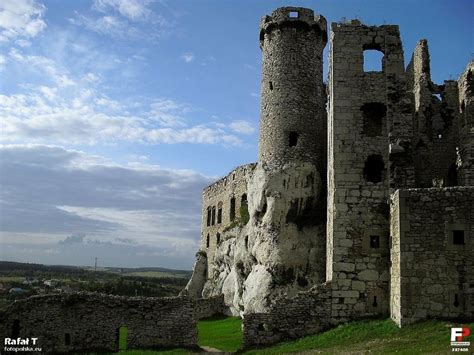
0 292 197 353
390 187 474 326
242 282 332 348
193 295 229 319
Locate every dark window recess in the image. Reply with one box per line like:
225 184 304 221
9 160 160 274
245 235 249 249
12 320 20 338
460 100 465 114
370 235 380 249
372 296 378 307
206 234 210 248
230 197 236 221
217 208 222 224
206 208 211 227
211 206 216 226
269 81 273 91
453 230 465 245
447 163 458 187
289 132 299 147
453 293 460 307
65 333 71 346
216 233 221 245
363 44 384 72
363 154 385 183
361 102 386 137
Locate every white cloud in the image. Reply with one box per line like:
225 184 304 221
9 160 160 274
93 0 153 21
0 86 243 146
72 0 170 41
8 48 75 87
0 0 47 42
182 52 194 63
0 144 209 268
229 120 256 135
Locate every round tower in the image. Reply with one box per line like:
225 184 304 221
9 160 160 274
258 7 327 168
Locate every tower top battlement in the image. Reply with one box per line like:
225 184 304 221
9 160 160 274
259 7 327 49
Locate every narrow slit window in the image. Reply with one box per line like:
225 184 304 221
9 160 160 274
216 233 221 245
370 235 380 248
453 293 460 307
289 131 298 147
211 206 216 225
65 333 71 346
453 230 465 245
230 197 236 221
372 296 378 307
206 234 210 248
269 81 273 91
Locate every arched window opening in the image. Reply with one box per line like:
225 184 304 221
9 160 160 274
206 207 211 227
361 102 386 136
363 154 385 183
230 197 236 221
363 43 384 72
211 206 216 225
240 193 249 225
217 202 223 224
289 131 298 147
216 233 221 245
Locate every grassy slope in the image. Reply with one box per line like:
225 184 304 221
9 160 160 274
246 319 474 354
198 316 243 352
108 317 473 354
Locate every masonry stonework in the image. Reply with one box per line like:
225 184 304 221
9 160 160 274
186 5 473 347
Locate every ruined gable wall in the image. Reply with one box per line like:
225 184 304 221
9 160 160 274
201 163 256 276
0 293 196 352
458 61 474 186
390 187 474 326
407 40 459 187
327 21 406 322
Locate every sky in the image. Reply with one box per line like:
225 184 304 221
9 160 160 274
0 0 472 270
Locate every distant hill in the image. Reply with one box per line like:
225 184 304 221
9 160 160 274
0 261 192 279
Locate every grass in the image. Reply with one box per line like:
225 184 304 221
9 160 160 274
246 319 474 354
97 317 474 354
198 316 243 352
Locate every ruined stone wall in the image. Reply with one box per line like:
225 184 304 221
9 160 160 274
407 40 459 187
0 293 196 353
390 187 474 326
458 61 474 186
327 21 406 322
192 295 228 319
201 163 256 275
242 283 332 348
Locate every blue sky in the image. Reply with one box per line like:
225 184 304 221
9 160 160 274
0 0 472 269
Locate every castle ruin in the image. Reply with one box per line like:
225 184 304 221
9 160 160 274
184 5 474 338
1 6 472 352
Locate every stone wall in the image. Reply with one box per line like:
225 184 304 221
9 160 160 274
242 283 332 348
390 187 474 326
201 163 256 275
0 293 196 353
458 61 474 186
193 295 228 319
407 40 460 188
327 21 406 322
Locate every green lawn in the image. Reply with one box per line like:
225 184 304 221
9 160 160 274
197 316 243 352
246 319 474 354
105 317 473 354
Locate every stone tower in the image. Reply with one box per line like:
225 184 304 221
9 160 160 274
258 7 327 171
